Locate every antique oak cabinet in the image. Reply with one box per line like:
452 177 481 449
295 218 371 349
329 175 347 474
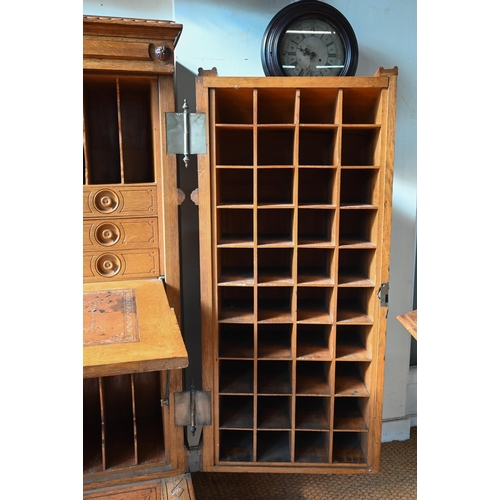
83 16 195 499
195 68 398 474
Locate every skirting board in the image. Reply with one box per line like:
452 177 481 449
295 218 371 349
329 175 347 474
382 365 417 442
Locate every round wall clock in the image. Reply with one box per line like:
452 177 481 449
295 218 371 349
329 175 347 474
261 0 358 77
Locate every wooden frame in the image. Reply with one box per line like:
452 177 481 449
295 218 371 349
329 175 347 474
83 16 191 495
196 68 398 474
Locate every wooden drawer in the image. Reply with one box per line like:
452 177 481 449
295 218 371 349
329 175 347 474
84 249 160 281
83 218 159 250
83 186 158 217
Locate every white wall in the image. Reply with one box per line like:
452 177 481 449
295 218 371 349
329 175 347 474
83 0 417 442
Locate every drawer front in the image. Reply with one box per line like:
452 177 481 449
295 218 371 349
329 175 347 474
83 218 159 250
84 249 160 281
83 186 158 217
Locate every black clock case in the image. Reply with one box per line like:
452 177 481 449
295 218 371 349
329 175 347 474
261 0 359 77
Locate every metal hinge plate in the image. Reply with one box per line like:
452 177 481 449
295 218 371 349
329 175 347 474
166 99 206 168
378 282 389 307
174 381 211 436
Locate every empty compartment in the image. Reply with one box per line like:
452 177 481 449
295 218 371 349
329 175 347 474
336 287 374 324
334 362 370 397
220 395 254 428
217 208 254 245
219 360 254 394
296 287 334 323
257 168 294 205
214 88 254 124
257 360 292 394
102 375 135 470
219 323 254 358
298 168 336 206
336 325 372 361
299 129 336 166
83 377 103 473
219 430 254 462
257 287 293 322
299 88 339 124
342 87 383 124
297 248 335 285
295 431 330 463
217 168 254 205
340 169 379 207
297 324 333 360
216 128 253 165
258 248 293 285
119 79 154 183
218 248 254 285
296 361 332 395
257 396 292 429
257 129 294 165
338 209 377 247
333 432 368 464
341 127 380 166
258 324 293 359
84 77 121 184
133 372 165 465
257 431 291 462
218 287 254 322
334 398 369 431
296 396 330 430
298 208 335 246
257 208 293 246
257 88 296 124
338 248 376 286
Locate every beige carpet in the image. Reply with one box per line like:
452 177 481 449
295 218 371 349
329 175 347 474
191 427 416 499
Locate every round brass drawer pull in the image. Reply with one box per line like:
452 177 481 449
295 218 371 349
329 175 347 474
93 189 119 213
95 222 120 246
95 253 121 277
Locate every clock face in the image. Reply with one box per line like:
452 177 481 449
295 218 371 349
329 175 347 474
279 16 346 76
261 1 358 77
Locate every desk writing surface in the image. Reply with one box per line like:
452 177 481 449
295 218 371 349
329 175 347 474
83 279 188 378
397 309 417 340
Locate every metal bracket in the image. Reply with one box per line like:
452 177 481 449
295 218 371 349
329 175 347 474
166 99 207 168
174 381 211 436
378 282 389 307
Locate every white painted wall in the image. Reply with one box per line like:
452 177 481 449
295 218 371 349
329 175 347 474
83 0 417 442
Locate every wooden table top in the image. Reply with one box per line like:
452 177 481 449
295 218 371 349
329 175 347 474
83 279 188 378
397 309 417 340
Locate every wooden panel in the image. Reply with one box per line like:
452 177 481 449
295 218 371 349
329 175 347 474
84 474 197 499
84 218 159 250
84 482 161 500
83 16 182 75
83 249 160 281
83 186 158 217
83 279 188 378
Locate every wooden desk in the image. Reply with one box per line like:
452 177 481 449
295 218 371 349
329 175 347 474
397 309 417 340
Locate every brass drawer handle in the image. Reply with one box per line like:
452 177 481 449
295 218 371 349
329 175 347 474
95 253 121 277
93 189 119 214
95 222 120 246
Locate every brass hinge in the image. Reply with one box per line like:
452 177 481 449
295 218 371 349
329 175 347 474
378 282 389 307
166 99 207 168
174 381 212 436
